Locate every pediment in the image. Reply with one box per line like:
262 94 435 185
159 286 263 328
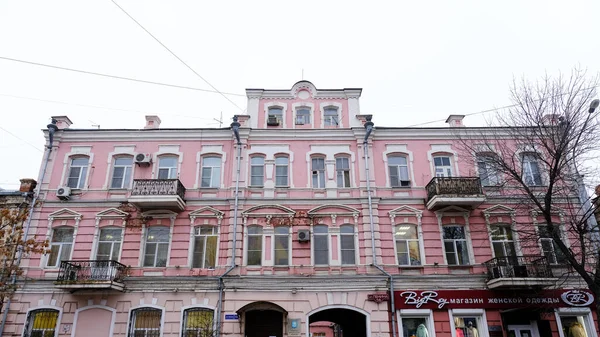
141 209 178 219
307 204 360 216
434 205 470 215
189 206 225 219
482 204 515 215
389 205 422 216
96 208 129 218
242 204 296 217
48 208 82 219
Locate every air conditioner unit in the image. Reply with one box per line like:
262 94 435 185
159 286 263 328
298 230 310 242
135 153 152 166
267 115 280 126
56 186 71 200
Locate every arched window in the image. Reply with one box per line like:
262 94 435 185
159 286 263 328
324 107 339 126
128 307 162 337
268 107 283 125
522 153 543 186
111 156 133 189
395 224 421 266
340 224 355 265
433 155 453 177
388 155 410 187
47 227 74 268
247 226 263 266
274 226 290 266
313 225 329 265
182 308 215 337
96 227 122 261
158 156 178 179
275 156 289 187
250 156 265 187
295 107 311 125
193 226 218 269
311 157 326 188
476 153 499 186
23 309 59 337
143 226 170 267
67 156 89 188
201 156 222 188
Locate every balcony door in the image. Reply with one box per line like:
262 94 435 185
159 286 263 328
508 324 539 337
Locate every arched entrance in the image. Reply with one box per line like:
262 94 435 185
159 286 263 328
238 301 287 337
308 305 370 337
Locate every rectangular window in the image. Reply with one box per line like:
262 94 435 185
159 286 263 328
324 107 339 126
250 157 265 187
143 227 170 267
129 308 161 337
522 154 543 186
559 314 594 337
340 225 355 265
47 227 74 268
313 225 329 265
434 156 453 177
67 157 89 189
388 156 410 187
538 225 567 264
201 156 221 188
24 309 59 337
274 227 289 266
395 225 422 266
312 158 326 188
111 157 133 189
193 226 218 269
158 156 178 179
401 316 431 337
453 316 482 337
183 308 214 337
275 157 289 187
490 225 516 258
296 108 311 125
96 228 122 261
443 226 470 265
336 157 351 188
477 154 499 186
247 226 263 266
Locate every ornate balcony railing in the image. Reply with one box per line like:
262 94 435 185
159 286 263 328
131 179 186 200
56 260 127 285
426 177 484 200
484 255 553 280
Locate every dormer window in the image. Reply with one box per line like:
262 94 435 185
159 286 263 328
268 107 283 126
324 107 339 126
295 108 311 125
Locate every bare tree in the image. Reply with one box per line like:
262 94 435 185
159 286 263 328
456 69 600 331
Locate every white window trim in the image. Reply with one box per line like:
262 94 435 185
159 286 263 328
42 210 82 269
109 156 135 189
243 224 265 266
90 208 128 260
60 147 94 190
531 210 569 264
188 207 224 268
199 156 223 189
93 226 124 261
264 102 288 128
305 145 355 189
103 147 137 189
427 145 459 178
449 309 489 337
292 102 315 128
179 305 217 337
555 308 598 337
474 152 502 186
515 145 547 186
383 145 415 187
139 211 176 268
390 206 426 266
436 207 475 266
189 225 220 269
311 224 332 266
271 226 292 266
339 223 359 266
248 155 266 188
274 155 290 187
194 146 227 189
126 304 165 337
22 305 63 337
334 156 353 188
487 223 520 258
311 156 327 189
320 102 343 128
153 147 184 180
396 309 436 337
72 305 117 337
247 145 294 189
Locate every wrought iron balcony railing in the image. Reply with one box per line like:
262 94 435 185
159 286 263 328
56 260 127 284
131 179 186 200
426 177 484 201
483 255 553 280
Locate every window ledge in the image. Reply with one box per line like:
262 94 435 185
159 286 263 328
275 186 290 189
390 186 412 189
447 264 474 269
398 265 424 269
199 187 219 190
273 266 290 271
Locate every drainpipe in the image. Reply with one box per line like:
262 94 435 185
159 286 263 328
362 116 397 337
0 118 59 335
216 116 242 337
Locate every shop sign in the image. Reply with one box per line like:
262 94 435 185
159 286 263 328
394 289 594 310
367 293 390 303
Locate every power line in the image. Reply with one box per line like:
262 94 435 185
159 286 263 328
0 56 245 97
111 1 244 112
0 126 44 153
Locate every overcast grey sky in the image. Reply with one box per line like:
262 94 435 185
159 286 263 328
1 1 599 190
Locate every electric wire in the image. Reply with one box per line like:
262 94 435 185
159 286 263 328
0 56 245 97
110 1 244 111
0 125 44 152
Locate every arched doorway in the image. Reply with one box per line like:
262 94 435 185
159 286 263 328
238 301 287 337
308 306 369 337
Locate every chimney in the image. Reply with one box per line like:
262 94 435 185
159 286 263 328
446 115 465 127
234 115 250 127
19 179 37 193
145 115 161 129
51 116 73 129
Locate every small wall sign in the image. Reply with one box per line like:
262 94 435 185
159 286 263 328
224 313 239 320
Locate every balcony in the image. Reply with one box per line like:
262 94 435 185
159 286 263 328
128 179 186 211
483 255 556 289
55 260 127 292
425 177 485 210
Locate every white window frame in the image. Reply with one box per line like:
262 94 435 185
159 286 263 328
449 309 489 337
181 306 217 337
245 225 263 266
489 224 516 258
433 155 453 177
295 107 311 125
273 226 290 266
192 226 218 269
292 102 315 128
311 157 326 189
522 153 544 186
126 305 164 337
313 225 330 266
23 306 63 337
555 308 598 337
394 224 423 266
110 156 133 189
157 155 179 179
274 156 289 187
476 153 500 186
536 224 567 264
335 157 351 188
249 156 265 187
397 309 436 337
339 224 356 265
143 226 170 268
324 107 339 127
267 106 284 125
442 225 471 266
96 227 123 261
388 155 411 187
66 156 90 189
200 156 222 188
319 102 343 128
46 227 75 268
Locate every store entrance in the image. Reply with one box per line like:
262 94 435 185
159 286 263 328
308 307 368 337
245 310 283 337
507 324 539 337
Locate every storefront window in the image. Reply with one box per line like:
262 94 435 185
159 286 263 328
454 316 480 337
401 317 429 337
560 315 591 337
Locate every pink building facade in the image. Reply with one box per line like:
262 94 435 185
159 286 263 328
3 81 598 337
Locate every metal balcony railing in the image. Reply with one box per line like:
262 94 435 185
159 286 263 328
131 179 186 200
56 260 127 284
425 177 483 200
483 255 553 280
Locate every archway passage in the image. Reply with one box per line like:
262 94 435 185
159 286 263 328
245 310 283 337
309 308 367 337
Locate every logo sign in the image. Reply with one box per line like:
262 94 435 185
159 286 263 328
561 290 594 307
367 293 390 303
224 314 239 320
288 319 301 335
400 291 449 309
